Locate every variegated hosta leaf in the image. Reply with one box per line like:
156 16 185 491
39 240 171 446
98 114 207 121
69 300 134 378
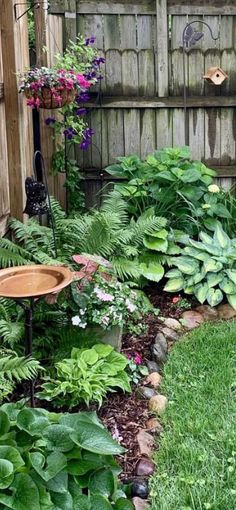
199 231 214 245
203 259 223 273
213 223 230 249
206 288 223 307
226 269 236 285
219 277 236 295
165 269 182 279
184 286 194 294
189 239 221 257
171 256 199 275
207 272 224 288
164 278 184 292
184 246 209 262
194 283 209 304
226 293 236 310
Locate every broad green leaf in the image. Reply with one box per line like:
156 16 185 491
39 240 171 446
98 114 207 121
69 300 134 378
192 271 206 285
179 168 201 183
106 164 125 177
105 351 128 374
143 236 168 252
72 494 90 509
213 223 230 249
0 446 24 471
189 239 220 257
43 425 75 452
50 490 73 510
207 272 224 288
184 246 209 262
139 262 164 283
203 259 223 273
60 412 103 430
166 242 182 255
114 499 134 510
0 459 14 489
150 229 168 239
171 256 199 275
93 344 113 358
0 402 24 422
200 174 213 186
212 203 232 218
30 451 67 481
226 293 236 310
17 409 50 436
184 286 194 294
226 270 236 284
47 471 68 494
165 269 182 278
203 218 219 231
89 468 115 498
206 288 223 307
199 231 214 245
219 277 236 295
0 473 40 510
194 283 209 304
90 495 113 510
80 349 99 365
180 185 204 201
0 411 10 436
70 422 125 455
164 278 184 292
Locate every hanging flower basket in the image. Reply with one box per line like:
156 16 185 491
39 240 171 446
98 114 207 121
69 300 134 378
24 86 77 109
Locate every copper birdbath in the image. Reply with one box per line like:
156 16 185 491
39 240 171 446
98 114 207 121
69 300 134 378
0 265 72 406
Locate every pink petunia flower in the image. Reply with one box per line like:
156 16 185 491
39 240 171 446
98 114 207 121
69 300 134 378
76 74 92 89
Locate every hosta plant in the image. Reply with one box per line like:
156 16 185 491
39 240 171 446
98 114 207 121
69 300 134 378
38 344 131 408
164 223 236 308
0 403 133 510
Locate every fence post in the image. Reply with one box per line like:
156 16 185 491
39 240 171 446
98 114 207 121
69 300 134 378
156 0 169 97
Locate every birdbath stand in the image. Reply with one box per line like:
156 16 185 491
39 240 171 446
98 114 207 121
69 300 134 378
0 265 72 407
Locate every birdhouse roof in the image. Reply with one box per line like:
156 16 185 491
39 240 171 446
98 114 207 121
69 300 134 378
203 67 228 78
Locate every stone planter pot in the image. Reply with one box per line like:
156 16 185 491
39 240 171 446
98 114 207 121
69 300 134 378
89 325 123 351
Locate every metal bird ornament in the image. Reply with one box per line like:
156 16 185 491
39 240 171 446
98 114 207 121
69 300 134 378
24 176 49 216
184 24 204 49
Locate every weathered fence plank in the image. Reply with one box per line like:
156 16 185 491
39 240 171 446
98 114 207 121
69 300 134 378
124 109 141 155
156 0 169 96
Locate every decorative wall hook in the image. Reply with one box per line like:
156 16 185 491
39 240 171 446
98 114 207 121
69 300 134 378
14 2 49 22
203 67 228 86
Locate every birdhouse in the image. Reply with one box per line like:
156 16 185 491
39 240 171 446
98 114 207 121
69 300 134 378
203 67 228 85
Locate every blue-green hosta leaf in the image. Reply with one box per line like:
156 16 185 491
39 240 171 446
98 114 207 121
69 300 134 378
114 499 134 510
226 293 236 310
30 451 67 481
164 278 184 292
194 283 209 304
89 468 115 498
171 256 199 275
184 286 194 294
192 271 206 285
206 288 223 307
203 218 219 231
139 262 164 282
212 203 232 219
17 408 50 436
0 446 24 471
213 223 230 249
203 259 223 273
207 272 224 288
165 269 182 278
0 473 40 510
226 270 236 285
0 411 10 436
43 425 75 452
47 471 68 494
219 277 236 295
60 412 103 431
189 239 220 257
70 422 125 455
0 459 14 489
90 495 113 510
72 494 90 509
50 490 73 510
0 402 25 422
199 231 214 245
143 236 168 252
184 246 209 262
166 242 182 255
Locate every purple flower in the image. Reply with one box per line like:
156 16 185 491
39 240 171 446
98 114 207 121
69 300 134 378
76 92 90 104
45 117 56 126
93 57 105 67
85 36 96 46
80 140 90 150
84 127 94 138
76 108 87 116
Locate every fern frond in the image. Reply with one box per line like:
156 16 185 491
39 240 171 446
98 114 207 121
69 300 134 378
111 257 141 280
0 320 24 348
0 237 32 267
0 353 40 382
131 215 167 247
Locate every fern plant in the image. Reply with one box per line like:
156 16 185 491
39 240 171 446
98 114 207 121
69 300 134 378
0 349 40 403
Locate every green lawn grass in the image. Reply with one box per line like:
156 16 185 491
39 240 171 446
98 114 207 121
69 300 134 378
150 321 236 510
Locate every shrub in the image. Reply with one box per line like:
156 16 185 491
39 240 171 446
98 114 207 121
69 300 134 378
164 223 236 308
0 403 133 509
38 344 131 408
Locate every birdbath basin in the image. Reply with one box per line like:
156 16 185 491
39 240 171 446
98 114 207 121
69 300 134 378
0 265 73 406
0 265 72 298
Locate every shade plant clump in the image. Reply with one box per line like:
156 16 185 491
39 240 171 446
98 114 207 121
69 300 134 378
0 403 134 510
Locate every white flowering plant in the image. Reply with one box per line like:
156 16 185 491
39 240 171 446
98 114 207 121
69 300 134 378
70 275 153 335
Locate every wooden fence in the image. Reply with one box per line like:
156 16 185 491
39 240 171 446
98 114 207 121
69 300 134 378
40 0 236 206
0 0 33 234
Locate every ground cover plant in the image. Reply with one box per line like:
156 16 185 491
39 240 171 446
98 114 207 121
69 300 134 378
150 321 236 510
0 403 133 510
164 222 236 308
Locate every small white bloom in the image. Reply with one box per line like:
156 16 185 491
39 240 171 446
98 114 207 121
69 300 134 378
202 203 211 209
72 315 81 326
208 184 220 193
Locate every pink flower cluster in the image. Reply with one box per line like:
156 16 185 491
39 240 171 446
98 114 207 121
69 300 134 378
128 352 143 365
76 74 92 89
94 287 114 302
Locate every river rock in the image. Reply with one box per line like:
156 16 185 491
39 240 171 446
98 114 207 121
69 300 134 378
195 305 218 321
131 480 149 499
154 332 168 352
132 497 150 509
161 327 179 342
217 303 236 320
181 310 204 329
163 317 182 330
136 458 155 476
137 430 155 456
149 394 167 414
146 360 161 374
137 387 156 400
145 417 163 434
152 343 167 364
145 372 162 388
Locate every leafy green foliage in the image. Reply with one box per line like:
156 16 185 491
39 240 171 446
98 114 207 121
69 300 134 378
0 349 39 403
0 404 133 509
38 344 131 408
164 223 236 308
105 147 233 235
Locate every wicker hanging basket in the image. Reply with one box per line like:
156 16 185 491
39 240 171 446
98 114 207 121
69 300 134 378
25 86 77 109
